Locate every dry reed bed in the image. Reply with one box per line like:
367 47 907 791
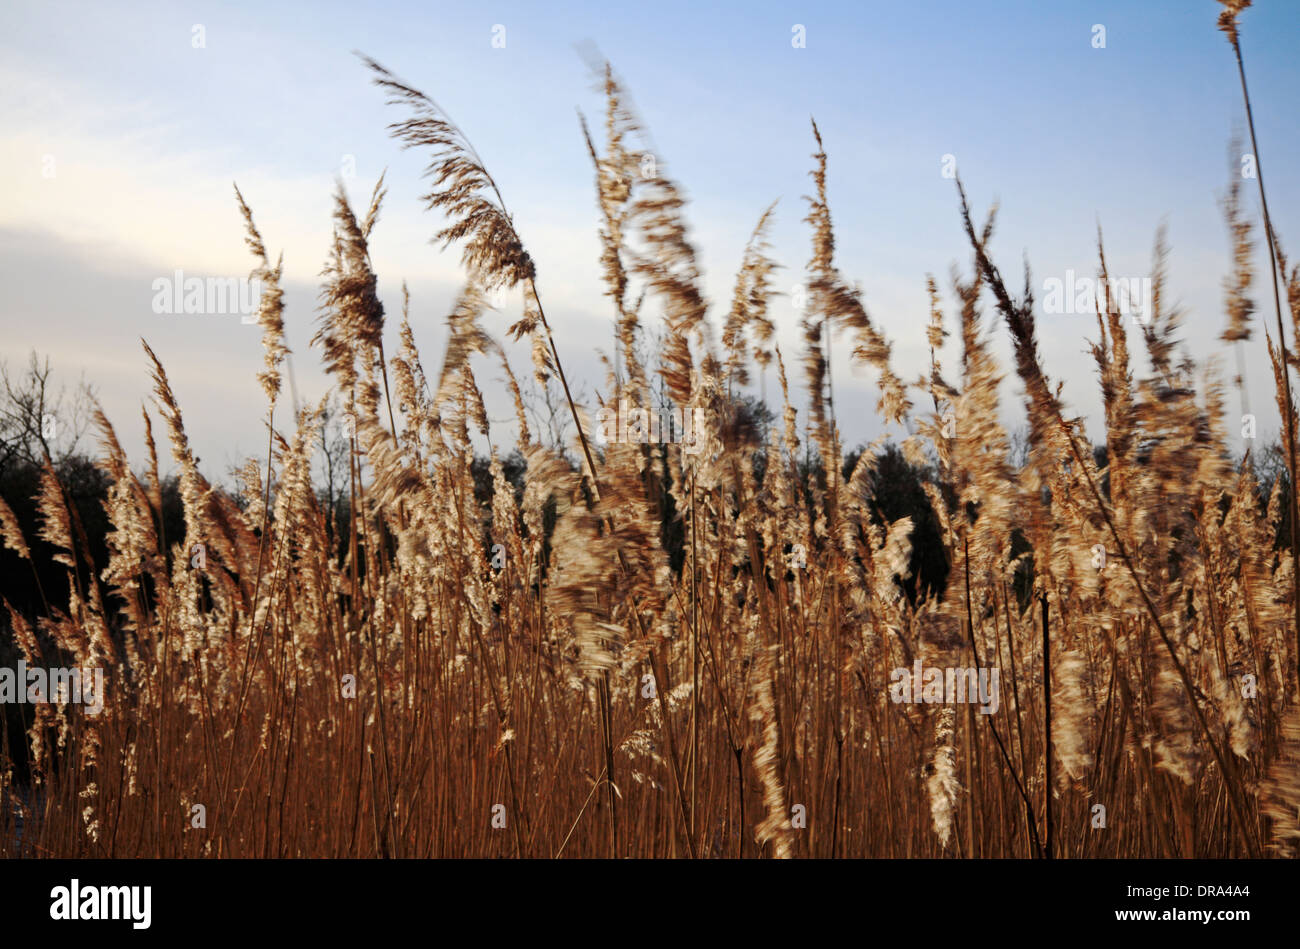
2 1 1299 858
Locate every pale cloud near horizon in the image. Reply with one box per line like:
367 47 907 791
1 63 417 283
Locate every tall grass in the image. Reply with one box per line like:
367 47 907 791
2 4 1299 858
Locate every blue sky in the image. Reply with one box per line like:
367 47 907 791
2 0 1298 475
